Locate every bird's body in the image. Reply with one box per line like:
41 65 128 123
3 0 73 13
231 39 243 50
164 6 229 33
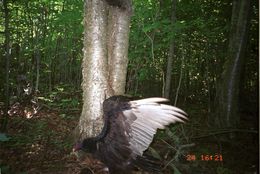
74 96 187 173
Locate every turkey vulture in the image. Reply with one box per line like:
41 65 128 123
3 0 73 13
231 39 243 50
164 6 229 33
74 96 187 173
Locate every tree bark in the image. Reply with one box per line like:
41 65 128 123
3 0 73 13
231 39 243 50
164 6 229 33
78 0 131 140
79 0 109 139
164 0 176 99
174 47 184 106
35 30 40 92
213 0 251 128
107 7 130 95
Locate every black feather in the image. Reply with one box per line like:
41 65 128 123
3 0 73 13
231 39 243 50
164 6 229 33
134 155 162 173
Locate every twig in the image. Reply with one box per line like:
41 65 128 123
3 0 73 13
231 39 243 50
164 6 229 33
178 143 196 150
192 129 258 139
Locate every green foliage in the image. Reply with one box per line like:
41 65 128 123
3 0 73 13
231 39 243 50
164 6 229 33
127 0 258 101
0 0 83 94
1 0 257 101
38 84 80 110
148 147 162 160
170 164 182 174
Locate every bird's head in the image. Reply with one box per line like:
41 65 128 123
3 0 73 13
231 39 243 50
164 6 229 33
73 138 97 154
72 142 86 161
73 142 83 152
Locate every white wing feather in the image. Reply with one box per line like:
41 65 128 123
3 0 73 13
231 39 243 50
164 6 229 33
123 98 187 156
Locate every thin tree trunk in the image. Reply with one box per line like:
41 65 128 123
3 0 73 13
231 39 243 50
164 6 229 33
35 30 40 92
174 49 184 106
164 0 176 99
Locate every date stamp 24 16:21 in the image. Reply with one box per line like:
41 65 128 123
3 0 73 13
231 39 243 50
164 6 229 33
186 154 223 162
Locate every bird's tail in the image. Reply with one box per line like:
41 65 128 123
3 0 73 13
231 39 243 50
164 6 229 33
134 155 162 173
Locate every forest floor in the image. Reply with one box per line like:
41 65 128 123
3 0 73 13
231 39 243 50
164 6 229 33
0 96 258 174
0 106 83 174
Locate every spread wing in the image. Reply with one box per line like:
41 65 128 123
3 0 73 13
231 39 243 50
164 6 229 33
99 97 187 171
124 98 187 156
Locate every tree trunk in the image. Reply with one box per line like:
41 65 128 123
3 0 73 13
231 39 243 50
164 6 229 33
35 30 40 92
79 0 109 139
213 0 251 128
164 0 176 99
107 6 130 95
174 46 184 106
78 0 131 140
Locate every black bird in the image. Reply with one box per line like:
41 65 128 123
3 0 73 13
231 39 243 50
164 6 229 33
74 96 187 173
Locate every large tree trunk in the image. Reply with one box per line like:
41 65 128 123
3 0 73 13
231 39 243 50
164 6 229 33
79 0 108 139
78 0 131 140
213 0 251 128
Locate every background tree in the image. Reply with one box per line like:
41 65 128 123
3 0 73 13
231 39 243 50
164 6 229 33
163 0 176 99
213 0 251 129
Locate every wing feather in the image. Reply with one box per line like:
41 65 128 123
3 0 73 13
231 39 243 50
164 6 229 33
123 98 187 156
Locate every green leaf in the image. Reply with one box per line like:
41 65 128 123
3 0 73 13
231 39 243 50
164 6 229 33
170 163 182 174
149 147 162 160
